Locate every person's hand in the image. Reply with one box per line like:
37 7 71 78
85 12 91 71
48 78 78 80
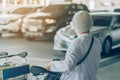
45 62 51 70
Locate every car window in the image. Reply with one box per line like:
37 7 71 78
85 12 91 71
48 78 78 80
93 16 112 27
12 7 34 14
115 16 120 24
113 16 120 28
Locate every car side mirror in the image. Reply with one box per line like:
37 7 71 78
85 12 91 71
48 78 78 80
112 26 120 30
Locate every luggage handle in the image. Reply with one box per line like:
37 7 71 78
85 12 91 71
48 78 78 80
30 66 61 76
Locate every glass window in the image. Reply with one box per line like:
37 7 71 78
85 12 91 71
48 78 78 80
115 16 120 24
92 16 112 26
113 16 120 28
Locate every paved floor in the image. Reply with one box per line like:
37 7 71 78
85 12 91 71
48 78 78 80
98 54 120 80
98 61 120 80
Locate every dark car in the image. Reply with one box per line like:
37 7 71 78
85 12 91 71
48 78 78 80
54 12 120 54
22 3 89 40
0 6 42 36
114 8 120 12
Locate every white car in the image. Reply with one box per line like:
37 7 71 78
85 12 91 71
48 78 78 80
0 6 42 36
54 12 120 54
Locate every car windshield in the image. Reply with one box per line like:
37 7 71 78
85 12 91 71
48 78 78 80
40 5 69 13
92 16 112 27
12 7 34 14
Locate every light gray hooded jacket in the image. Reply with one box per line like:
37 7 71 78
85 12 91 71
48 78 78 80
50 33 102 80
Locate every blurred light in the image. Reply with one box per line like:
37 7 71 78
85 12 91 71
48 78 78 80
45 26 56 33
2 0 7 13
89 0 95 9
45 19 56 24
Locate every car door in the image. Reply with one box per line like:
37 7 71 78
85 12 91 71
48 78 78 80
111 16 120 45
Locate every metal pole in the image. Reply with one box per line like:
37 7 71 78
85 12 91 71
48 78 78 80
2 0 6 13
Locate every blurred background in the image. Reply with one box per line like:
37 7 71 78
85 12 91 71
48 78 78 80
0 0 120 13
0 0 120 80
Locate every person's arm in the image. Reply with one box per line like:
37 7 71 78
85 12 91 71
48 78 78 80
48 40 81 72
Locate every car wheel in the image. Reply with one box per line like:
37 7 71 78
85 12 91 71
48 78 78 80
102 37 112 54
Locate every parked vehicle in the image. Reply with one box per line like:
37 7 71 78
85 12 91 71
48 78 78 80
22 3 89 40
54 12 120 54
114 8 120 12
0 6 42 36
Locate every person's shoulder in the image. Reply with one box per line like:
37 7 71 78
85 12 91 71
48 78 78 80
70 37 82 45
68 37 82 51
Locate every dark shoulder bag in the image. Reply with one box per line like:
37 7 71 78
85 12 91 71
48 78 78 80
76 36 94 65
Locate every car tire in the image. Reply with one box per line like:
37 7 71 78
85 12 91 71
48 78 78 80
102 37 112 54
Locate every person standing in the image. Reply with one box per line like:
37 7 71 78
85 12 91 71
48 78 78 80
46 11 102 80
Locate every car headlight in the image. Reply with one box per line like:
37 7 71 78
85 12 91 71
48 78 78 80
45 19 56 24
93 32 103 38
45 26 57 33
69 35 77 40
9 18 22 23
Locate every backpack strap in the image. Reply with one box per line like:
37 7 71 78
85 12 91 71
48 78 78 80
76 36 94 65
